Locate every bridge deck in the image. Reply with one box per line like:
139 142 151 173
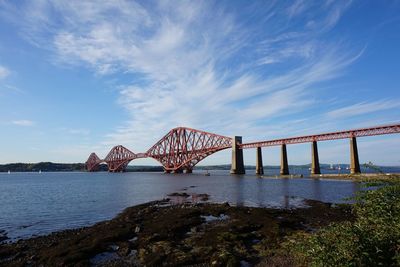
240 123 400 149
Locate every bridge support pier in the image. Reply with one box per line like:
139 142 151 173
185 169 192 174
174 168 183 174
280 144 289 175
350 137 361 174
311 141 321 174
230 136 245 174
256 147 264 175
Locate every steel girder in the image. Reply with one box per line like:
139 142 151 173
104 145 146 172
85 153 103 172
240 123 400 149
86 123 400 172
146 127 232 172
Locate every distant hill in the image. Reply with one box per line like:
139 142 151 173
0 162 85 172
0 162 163 172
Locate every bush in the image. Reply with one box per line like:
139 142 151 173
289 178 400 266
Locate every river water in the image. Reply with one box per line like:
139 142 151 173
0 169 371 241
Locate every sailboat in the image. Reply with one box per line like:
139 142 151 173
7 170 10 174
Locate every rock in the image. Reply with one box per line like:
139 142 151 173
0 198 352 266
167 192 190 197
110 244 119 251
150 233 160 241
0 231 8 243
128 236 138 243
196 193 210 201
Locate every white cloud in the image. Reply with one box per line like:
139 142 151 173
287 0 311 18
64 128 90 135
12 120 35 126
0 65 10 79
2 1 369 163
326 100 400 119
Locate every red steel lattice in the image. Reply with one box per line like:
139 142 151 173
240 123 400 149
104 145 146 172
86 123 400 172
86 152 103 172
146 127 232 172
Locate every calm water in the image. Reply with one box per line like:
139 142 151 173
0 170 365 241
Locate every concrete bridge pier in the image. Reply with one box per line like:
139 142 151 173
280 144 289 175
256 147 264 175
350 136 361 174
311 141 321 174
230 136 245 174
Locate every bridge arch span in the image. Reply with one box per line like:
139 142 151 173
104 145 144 172
86 152 103 172
146 127 232 173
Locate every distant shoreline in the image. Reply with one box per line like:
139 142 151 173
1 162 399 173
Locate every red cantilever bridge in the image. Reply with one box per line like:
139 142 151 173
86 127 232 173
86 123 400 174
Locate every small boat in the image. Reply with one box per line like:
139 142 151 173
204 170 210 176
39 170 42 174
7 170 10 174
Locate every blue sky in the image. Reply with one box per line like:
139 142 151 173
0 0 399 166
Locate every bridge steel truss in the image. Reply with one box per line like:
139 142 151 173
86 152 103 172
86 127 232 173
86 123 400 173
103 145 147 172
239 123 400 149
146 127 232 173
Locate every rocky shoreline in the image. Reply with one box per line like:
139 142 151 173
0 196 353 267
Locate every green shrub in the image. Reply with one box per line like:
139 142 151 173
289 178 400 266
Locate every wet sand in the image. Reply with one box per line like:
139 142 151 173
0 196 353 267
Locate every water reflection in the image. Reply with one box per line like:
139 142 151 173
233 175 245 206
281 179 290 209
256 178 264 206
311 178 322 201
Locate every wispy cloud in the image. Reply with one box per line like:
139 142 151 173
1 1 367 154
0 65 10 79
68 128 90 135
59 128 91 136
1 84 25 94
326 100 400 119
12 120 35 126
